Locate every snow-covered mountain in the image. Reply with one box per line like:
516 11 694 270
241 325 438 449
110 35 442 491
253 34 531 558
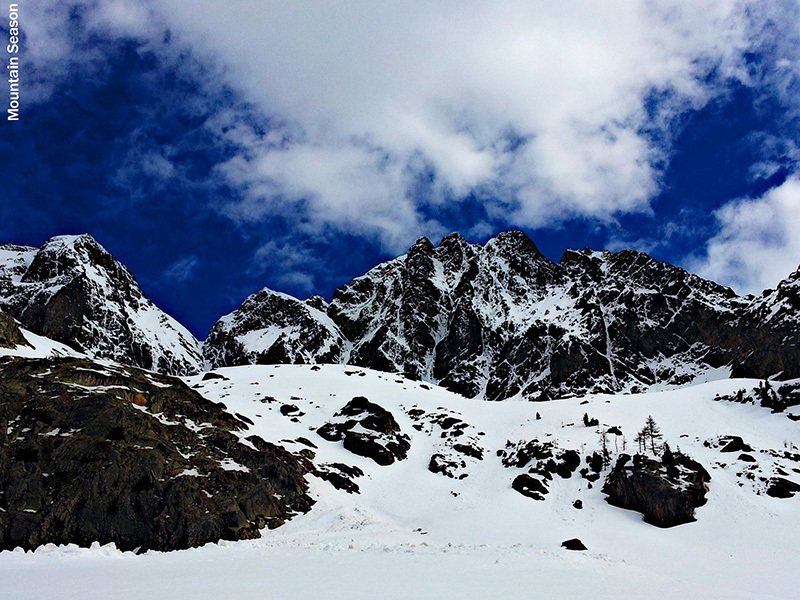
204 231 800 400
0 234 202 375
203 289 349 368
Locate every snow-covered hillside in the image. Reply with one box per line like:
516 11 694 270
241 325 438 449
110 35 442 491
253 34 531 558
2 363 797 599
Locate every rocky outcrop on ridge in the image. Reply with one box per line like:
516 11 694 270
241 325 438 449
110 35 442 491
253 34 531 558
316 396 411 466
0 235 202 375
203 288 348 368
0 356 313 552
736 266 800 380
0 311 30 349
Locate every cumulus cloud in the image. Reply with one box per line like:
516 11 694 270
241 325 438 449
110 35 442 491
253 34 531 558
250 240 324 296
689 177 800 294
19 0 800 295
148 0 766 251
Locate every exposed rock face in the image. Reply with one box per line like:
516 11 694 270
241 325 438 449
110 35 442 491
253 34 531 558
501 439 581 500
715 380 800 414
205 230 800 400
203 289 348 368
602 451 710 527
736 266 800 380
316 397 410 466
0 235 202 375
405 406 484 479
0 311 31 349
0 356 313 552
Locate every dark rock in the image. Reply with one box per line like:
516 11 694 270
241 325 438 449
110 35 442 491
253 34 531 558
512 473 548 500
0 312 31 349
343 432 395 466
429 454 466 478
501 439 582 497
716 382 800 415
602 452 710 527
561 538 587 551
453 443 484 460
202 372 228 381
573 499 583 509
315 463 364 494
235 413 255 426
766 477 800 498
556 450 581 478
719 436 754 453
280 404 303 416
0 236 202 375
587 452 605 474
316 397 410 465
499 439 554 469
738 454 757 463
0 356 313 552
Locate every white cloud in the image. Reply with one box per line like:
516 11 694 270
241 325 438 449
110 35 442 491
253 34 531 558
689 177 800 294
26 0 800 269
147 0 764 250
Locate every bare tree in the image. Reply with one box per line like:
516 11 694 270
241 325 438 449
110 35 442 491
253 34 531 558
598 428 611 466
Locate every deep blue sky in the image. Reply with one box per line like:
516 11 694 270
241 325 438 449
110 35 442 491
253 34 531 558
2 2 800 339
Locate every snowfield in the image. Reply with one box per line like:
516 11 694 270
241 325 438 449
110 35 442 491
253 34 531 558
1 362 799 599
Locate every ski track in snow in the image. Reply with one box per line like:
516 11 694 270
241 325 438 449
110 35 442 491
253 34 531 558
1 359 798 599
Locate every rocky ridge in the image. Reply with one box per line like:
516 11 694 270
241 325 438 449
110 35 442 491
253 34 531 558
203 289 348 368
0 235 202 375
205 231 800 400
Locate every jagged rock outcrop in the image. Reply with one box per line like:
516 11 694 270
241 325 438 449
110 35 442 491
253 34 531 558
316 397 410 466
735 266 800 380
715 380 800 414
203 289 348 368
500 439 581 500
0 235 202 375
205 230 800 400
0 311 31 349
602 450 710 527
0 355 313 552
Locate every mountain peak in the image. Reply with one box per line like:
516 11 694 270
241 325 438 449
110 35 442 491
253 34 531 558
0 234 202 375
485 230 545 261
408 236 435 255
204 228 800 399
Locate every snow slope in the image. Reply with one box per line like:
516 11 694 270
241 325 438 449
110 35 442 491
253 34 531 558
0 321 85 360
2 364 798 599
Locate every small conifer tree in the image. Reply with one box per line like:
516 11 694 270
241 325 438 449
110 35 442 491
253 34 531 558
637 415 664 455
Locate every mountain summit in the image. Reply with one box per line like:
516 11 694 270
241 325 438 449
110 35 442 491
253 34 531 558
0 234 202 375
204 231 800 400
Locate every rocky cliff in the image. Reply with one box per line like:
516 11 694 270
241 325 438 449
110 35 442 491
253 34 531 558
0 235 202 375
205 231 800 400
0 355 313 552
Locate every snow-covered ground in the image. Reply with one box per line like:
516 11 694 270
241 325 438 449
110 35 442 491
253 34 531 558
2 362 799 599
